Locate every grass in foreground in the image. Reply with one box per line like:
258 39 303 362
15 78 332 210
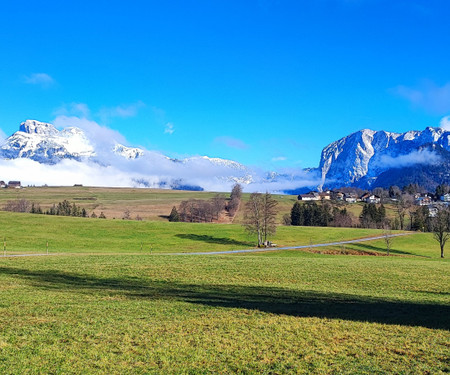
0 252 448 374
0 211 448 373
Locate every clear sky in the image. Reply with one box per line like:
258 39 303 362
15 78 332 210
1 0 449 170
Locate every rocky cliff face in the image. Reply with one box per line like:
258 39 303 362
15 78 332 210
318 127 450 189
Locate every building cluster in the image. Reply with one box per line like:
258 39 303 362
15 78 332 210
298 189 450 206
0 181 21 189
413 192 450 217
298 191 380 204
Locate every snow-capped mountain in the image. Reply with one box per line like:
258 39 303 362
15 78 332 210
113 144 144 159
318 127 450 189
0 120 95 163
182 156 254 184
0 120 147 164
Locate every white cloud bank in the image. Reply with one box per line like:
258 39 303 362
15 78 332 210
378 150 442 168
0 153 318 193
440 116 450 131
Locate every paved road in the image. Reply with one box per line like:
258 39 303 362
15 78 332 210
170 233 413 256
1 253 55 258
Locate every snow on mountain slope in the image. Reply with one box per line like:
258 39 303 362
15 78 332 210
113 144 144 159
318 127 450 189
0 120 95 163
0 120 148 163
182 156 254 184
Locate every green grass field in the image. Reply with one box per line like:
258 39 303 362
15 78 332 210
0 211 393 255
0 201 448 373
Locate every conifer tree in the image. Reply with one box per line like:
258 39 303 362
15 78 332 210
168 206 180 222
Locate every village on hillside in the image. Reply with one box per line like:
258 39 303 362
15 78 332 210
298 187 450 218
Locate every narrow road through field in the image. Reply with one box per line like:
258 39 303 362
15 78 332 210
171 233 413 255
2 253 56 258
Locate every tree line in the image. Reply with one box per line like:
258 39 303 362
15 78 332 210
3 199 106 218
290 202 353 228
169 184 242 223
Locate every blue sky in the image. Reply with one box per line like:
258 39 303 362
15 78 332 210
1 0 449 169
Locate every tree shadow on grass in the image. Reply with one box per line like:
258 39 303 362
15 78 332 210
175 234 252 247
0 266 448 330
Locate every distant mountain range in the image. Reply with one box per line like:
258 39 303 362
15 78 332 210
1 119 449 191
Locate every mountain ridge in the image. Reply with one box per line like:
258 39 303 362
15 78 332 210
318 126 450 190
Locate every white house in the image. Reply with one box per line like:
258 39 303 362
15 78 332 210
441 193 450 202
298 192 320 201
360 193 381 204
344 193 357 203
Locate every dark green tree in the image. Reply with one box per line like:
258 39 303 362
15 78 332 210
168 206 180 222
436 184 450 197
290 202 304 226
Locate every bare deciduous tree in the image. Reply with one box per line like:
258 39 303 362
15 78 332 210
211 194 226 220
3 199 31 213
243 192 278 247
395 194 413 230
382 224 393 256
230 183 243 201
123 208 131 220
261 192 278 244
432 207 450 258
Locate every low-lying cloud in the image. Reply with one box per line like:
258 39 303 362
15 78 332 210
377 150 442 168
0 153 319 193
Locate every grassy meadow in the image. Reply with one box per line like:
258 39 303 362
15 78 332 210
0 188 448 374
0 186 222 221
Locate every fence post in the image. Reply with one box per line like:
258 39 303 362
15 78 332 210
3 237 5 257
46 240 49 255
